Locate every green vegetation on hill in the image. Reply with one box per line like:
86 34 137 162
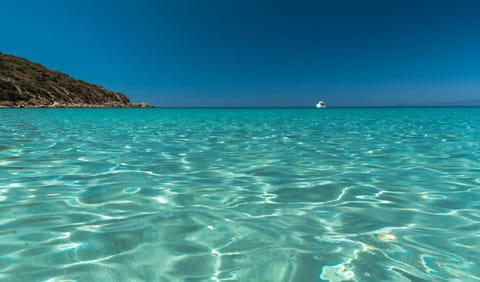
0 52 147 108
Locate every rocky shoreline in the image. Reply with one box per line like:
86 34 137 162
0 102 153 108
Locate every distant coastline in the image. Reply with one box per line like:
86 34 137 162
0 52 152 108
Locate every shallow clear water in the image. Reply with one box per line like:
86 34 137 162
0 108 479 281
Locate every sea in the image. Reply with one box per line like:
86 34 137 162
0 108 479 281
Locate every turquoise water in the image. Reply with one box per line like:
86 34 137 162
0 108 479 281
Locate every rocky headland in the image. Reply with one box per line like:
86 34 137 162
0 52 152 108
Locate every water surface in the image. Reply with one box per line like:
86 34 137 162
0 108 479 281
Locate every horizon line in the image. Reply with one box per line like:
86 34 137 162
143 105 480 109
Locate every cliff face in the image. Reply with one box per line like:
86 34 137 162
0 52 145 108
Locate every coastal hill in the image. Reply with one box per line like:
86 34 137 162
0 52 150 108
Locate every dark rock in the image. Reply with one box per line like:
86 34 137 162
131 102 154 108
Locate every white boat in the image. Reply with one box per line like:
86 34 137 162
316 100 327 108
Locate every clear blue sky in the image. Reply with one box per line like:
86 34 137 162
1 0 479 107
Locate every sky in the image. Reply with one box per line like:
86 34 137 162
1 0 479 107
